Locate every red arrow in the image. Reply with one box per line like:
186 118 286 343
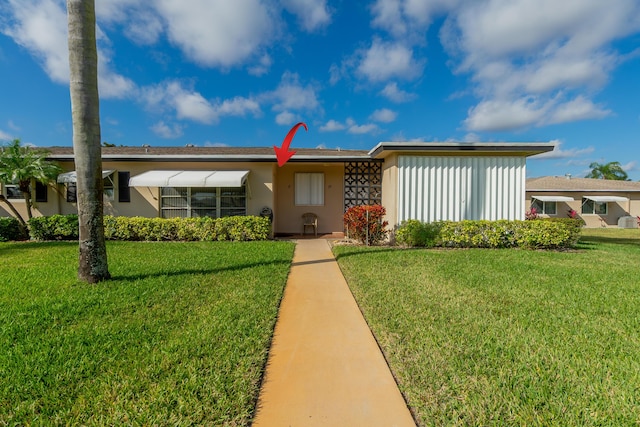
274 122 307 167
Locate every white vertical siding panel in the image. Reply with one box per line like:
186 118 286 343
397 155 526 223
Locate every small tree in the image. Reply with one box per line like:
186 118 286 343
0 139 61 230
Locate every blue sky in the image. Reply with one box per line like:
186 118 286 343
1 0 639 179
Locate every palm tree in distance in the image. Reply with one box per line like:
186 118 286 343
585 161 629 181
0 139 61 230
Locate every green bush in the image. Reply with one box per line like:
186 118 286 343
29 215 79 241
104 215 271 242
395 220 442 248
26 215 271 242
0 217 27 241
397 218 581 250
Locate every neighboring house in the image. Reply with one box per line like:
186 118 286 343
526 176 640 228
1 142 554 235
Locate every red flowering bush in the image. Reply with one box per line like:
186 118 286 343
343 204 389 245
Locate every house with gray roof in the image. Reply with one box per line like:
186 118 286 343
526 176 640 228
1 142 554 236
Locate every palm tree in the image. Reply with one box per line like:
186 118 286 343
67 0 111 283
585 161 629 180
0 139 61 229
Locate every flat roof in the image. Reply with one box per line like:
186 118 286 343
42 142 558 163
45 146 374 163
369 141 556 159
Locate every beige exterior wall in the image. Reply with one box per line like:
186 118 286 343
380 153 399 230
1 161 275 220
526 192 640 228
274 163 345 235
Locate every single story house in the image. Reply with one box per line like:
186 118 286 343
1 142 554 235
526 176 640 228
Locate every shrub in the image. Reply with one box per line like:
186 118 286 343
395 220 442 248
525 207 539 220
104 215 270 242
439 220 518 249
0 217 27 241
399 218 581 250
29 215 79 241
344 205 389 246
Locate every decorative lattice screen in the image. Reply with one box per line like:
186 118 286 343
343 162 382 210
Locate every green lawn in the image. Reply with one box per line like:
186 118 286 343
334 229 640 426
0 240 294 426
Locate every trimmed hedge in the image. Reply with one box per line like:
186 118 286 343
25 214 271 242
396 218 582 250
103 215 271 242
0 217 27 242
29 215 79 241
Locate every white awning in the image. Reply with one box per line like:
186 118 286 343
129 170 249 187
584 195 629 203
532 195 575 202
57 170 115 184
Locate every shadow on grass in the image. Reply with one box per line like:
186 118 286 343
109 259 292 283
0 240 76 255
332 245 425 261
579 236 640 246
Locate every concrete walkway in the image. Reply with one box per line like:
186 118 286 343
253 239 416 427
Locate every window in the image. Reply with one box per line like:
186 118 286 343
35 181 48 202
103 174 115 200
295 173 324 206
161 186 246 218
582 198 607 215
118 171 131 202
531 199 556 215
66 183 77 203
3 183 22 200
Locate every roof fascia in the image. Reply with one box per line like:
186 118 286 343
369 141 557 159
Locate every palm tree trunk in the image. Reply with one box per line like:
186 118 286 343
67 0 110 283
0 195 28 232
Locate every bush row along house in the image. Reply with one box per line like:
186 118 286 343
11 141 637 234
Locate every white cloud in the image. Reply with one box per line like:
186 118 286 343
442 0 640 132
275 111 297 125
370 0 454 39
3 0 69 83
248 54 273 76
264 72 320 113
531 140 595 159
379 82 417 103
2 0 136 99
622 161 638 172
155 0 276 68
142 81 260 124
356 39 423 82
319 118 380 134
0 129 13 141
369 108 397 123
547 96 611 124
463 132 481 142
281 0 332 32
464 97 550 132
346 118 380 135
151 121 183 139
319 119 346 132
